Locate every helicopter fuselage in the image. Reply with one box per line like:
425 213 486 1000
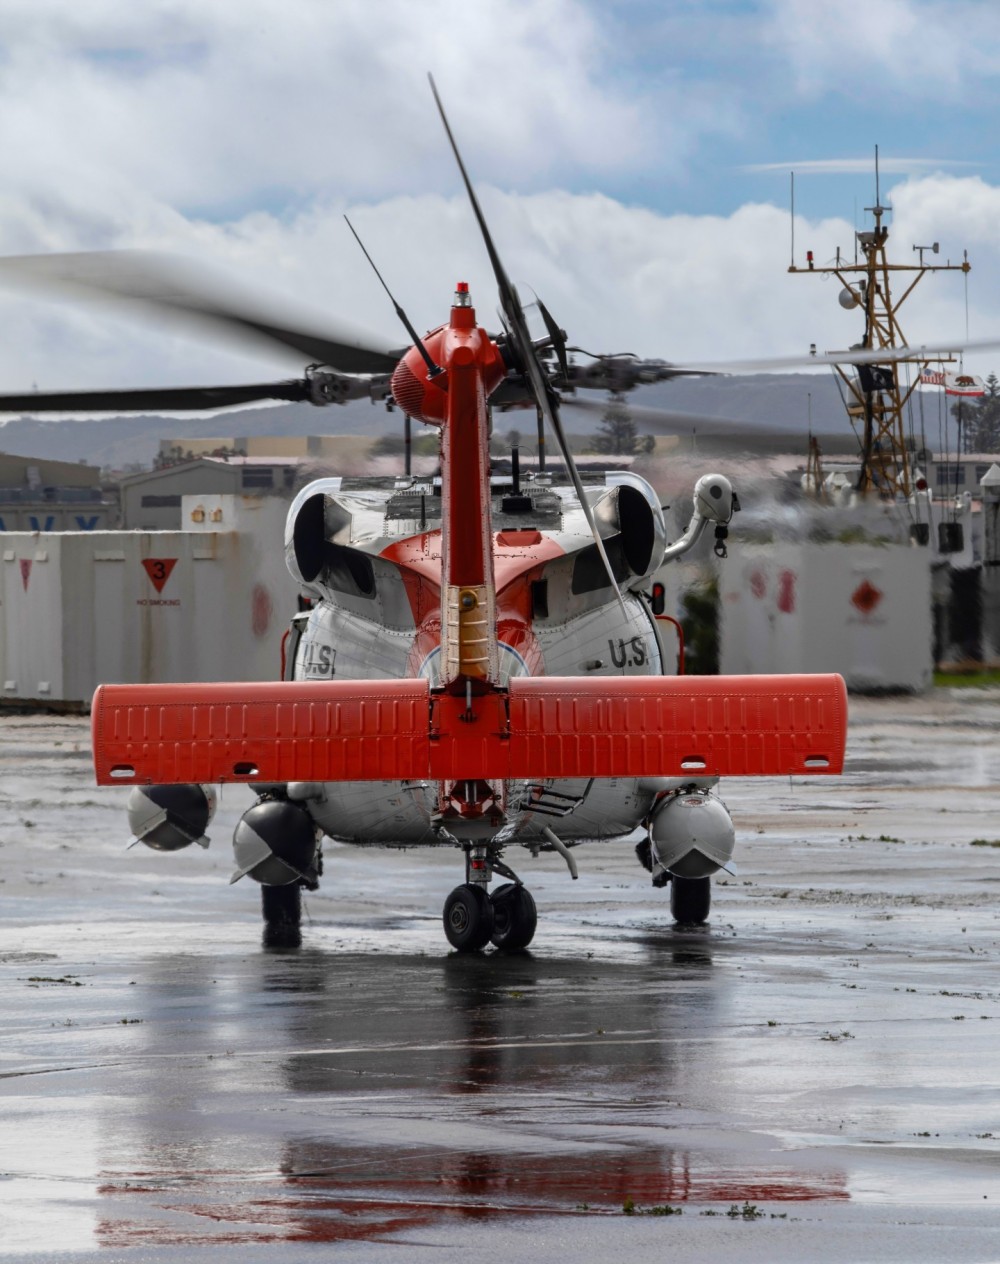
282 470 669 849
92 290 846 950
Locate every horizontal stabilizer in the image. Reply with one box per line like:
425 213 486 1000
92 673 846 785
505 674 846 777
93 679 431 784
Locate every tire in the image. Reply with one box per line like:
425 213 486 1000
443 883 495 952
670 875 711 925
490 883 537 951
262 882 302 948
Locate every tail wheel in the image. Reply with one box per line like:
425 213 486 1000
262 882 302 948
670 875 711 925
443 883 495 952
489 883 537 951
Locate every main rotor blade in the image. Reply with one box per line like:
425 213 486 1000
560 394 796 436
677 336 1000 375
558 396 862 456
429 75 626 609
0 251 407 375
0 380 310 414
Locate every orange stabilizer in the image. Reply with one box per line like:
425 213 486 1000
504 673 847 778
92 679 431 784
92 672 847 786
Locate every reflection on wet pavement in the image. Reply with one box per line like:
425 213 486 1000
79 949 848 1248
1 697 999 1256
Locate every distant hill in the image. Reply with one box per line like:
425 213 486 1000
0 372 956 469
0 399 390 469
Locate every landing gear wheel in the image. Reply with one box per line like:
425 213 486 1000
443 883 495 952
262 882 302 948
670 875 711 925
489 883 537 951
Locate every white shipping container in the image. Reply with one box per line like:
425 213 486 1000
719 543 933 692
0 498 294 707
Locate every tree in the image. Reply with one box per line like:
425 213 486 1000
369 434 406 457
369 431 439 460
490 425 524 457
592 393 640 455
679 579 719 675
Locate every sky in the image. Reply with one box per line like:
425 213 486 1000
1 0 1000 407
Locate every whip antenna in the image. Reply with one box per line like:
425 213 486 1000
790 171 795 268
344 215 442 378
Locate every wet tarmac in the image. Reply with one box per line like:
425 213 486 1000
2 690 1000 1262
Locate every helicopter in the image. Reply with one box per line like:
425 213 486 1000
2 81 851 951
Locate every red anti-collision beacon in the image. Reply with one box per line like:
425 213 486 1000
389 283 506 424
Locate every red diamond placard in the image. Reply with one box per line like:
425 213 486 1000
851 579 883 615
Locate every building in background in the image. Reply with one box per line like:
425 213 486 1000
118 457 301 529
157 434 349 461
0 452 116 531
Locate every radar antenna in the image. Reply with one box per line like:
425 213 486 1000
789 150 971 496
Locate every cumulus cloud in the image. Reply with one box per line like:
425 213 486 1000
745 158 979 175
0 0 999 405
761 0 1000 101
1 172 997 397
0 0 666 215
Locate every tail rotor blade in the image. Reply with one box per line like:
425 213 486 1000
428 75 518 320
536 297 569 381
530 364 627 612
429 75 626 609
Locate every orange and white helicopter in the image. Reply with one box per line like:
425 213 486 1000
2 83 850 950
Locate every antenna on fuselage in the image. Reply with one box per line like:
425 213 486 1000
344 215 443 380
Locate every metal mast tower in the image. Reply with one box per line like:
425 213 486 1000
789 161 970 497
